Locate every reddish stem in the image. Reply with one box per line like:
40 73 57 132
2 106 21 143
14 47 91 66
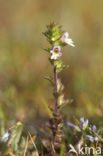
54 66 58 112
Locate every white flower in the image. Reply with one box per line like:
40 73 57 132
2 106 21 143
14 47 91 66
79 117 88 130
50 45 62 60
1 130 10 142
61 32 75 47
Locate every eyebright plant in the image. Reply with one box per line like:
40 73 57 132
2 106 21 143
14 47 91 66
43 22 75 155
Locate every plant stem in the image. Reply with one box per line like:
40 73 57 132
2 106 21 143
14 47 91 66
52 66 59 152
54 66 58 112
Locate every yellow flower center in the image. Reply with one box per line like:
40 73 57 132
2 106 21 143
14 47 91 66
53 51 58 55
66 40 70 44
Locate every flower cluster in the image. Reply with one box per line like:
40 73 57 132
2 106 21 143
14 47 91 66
50 32 75 60
43 23 75 154
67 117 88 131
85 125 101 143
67 117 101 143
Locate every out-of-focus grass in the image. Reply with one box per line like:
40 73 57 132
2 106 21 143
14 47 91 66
0 0 103 129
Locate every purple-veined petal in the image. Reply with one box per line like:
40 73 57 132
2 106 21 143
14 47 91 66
67 122 80 131
85 135 95 142
53 45 61 52
93 125 97 132
80 117 84 123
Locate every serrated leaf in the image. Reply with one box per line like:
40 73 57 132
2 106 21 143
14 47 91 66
53 59 64 73
43 23 63 45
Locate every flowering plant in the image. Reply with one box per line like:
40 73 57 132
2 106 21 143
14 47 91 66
43 22 75 155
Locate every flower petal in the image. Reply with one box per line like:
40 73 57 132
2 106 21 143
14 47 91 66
84 119 88 127
63 32 69 38
85 135 95 142
66 38 75 47
58 52 62 57
51 54 57 60
80 117 84 123
53 45 61 52
67 122 80 131
50 50 53 54
1 131 10 142
93 125 97 132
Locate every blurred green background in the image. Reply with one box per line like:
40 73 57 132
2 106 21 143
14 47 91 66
0 0 103 129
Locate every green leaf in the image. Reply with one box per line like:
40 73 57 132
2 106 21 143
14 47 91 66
43 48 51 53
43 23 63 45
53 59 65 73
9 122 23 153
